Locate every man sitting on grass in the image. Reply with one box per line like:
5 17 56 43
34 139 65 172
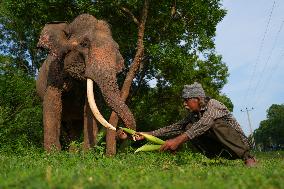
131 82 257 167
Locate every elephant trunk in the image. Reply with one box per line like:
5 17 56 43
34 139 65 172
85 48 136 130
95 77 136 130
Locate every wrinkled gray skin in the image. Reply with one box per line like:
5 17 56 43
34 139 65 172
36 14 136 151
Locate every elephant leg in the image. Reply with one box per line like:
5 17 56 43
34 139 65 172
83 98 98 150
43 86 62 151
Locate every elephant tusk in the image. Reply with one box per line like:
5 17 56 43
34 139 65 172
86 79 116 131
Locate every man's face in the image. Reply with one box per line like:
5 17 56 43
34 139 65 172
183 98 200 112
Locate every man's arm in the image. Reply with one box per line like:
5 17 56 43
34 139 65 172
149 113 193 137
160 133 189 151
159 111 215 151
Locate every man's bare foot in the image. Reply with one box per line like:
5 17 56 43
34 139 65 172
244 157 257 167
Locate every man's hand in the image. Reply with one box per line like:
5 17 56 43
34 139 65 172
160 133 189 151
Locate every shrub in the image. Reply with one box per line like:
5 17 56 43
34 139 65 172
0 63 43 153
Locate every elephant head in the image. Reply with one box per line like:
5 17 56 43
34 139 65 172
37 14 135 130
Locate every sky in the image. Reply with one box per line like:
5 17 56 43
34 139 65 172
215 0 284 135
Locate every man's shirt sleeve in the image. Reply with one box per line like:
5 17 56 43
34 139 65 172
149 114 193 137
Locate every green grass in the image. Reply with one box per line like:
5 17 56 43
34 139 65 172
0 149 283 189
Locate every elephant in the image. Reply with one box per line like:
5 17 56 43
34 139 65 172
36 14 136 151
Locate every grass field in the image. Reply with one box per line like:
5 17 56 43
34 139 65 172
0 149 283 189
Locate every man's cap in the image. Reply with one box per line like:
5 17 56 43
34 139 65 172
182 82 205 99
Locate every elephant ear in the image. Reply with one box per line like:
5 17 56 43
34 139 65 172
37 22 70 58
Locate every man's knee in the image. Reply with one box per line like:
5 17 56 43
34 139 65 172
211 119 251 158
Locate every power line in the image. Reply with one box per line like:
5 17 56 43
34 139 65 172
254 50 284 107
242 1 276 104
250 20 284 105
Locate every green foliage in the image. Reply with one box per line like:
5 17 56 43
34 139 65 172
0 56 43 153
0 150 283 188
253 104 284 151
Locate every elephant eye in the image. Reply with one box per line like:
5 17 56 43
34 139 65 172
80 39 90 48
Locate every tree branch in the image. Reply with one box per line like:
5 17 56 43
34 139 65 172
121 0 149 101
121 7 139 25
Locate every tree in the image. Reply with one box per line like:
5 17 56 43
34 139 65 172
253 104 284 151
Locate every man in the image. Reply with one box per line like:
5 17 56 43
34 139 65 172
132 82 257 167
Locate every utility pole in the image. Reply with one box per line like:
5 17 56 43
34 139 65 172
241 107 255 148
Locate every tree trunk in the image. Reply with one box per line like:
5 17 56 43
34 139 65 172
106 0 149 156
